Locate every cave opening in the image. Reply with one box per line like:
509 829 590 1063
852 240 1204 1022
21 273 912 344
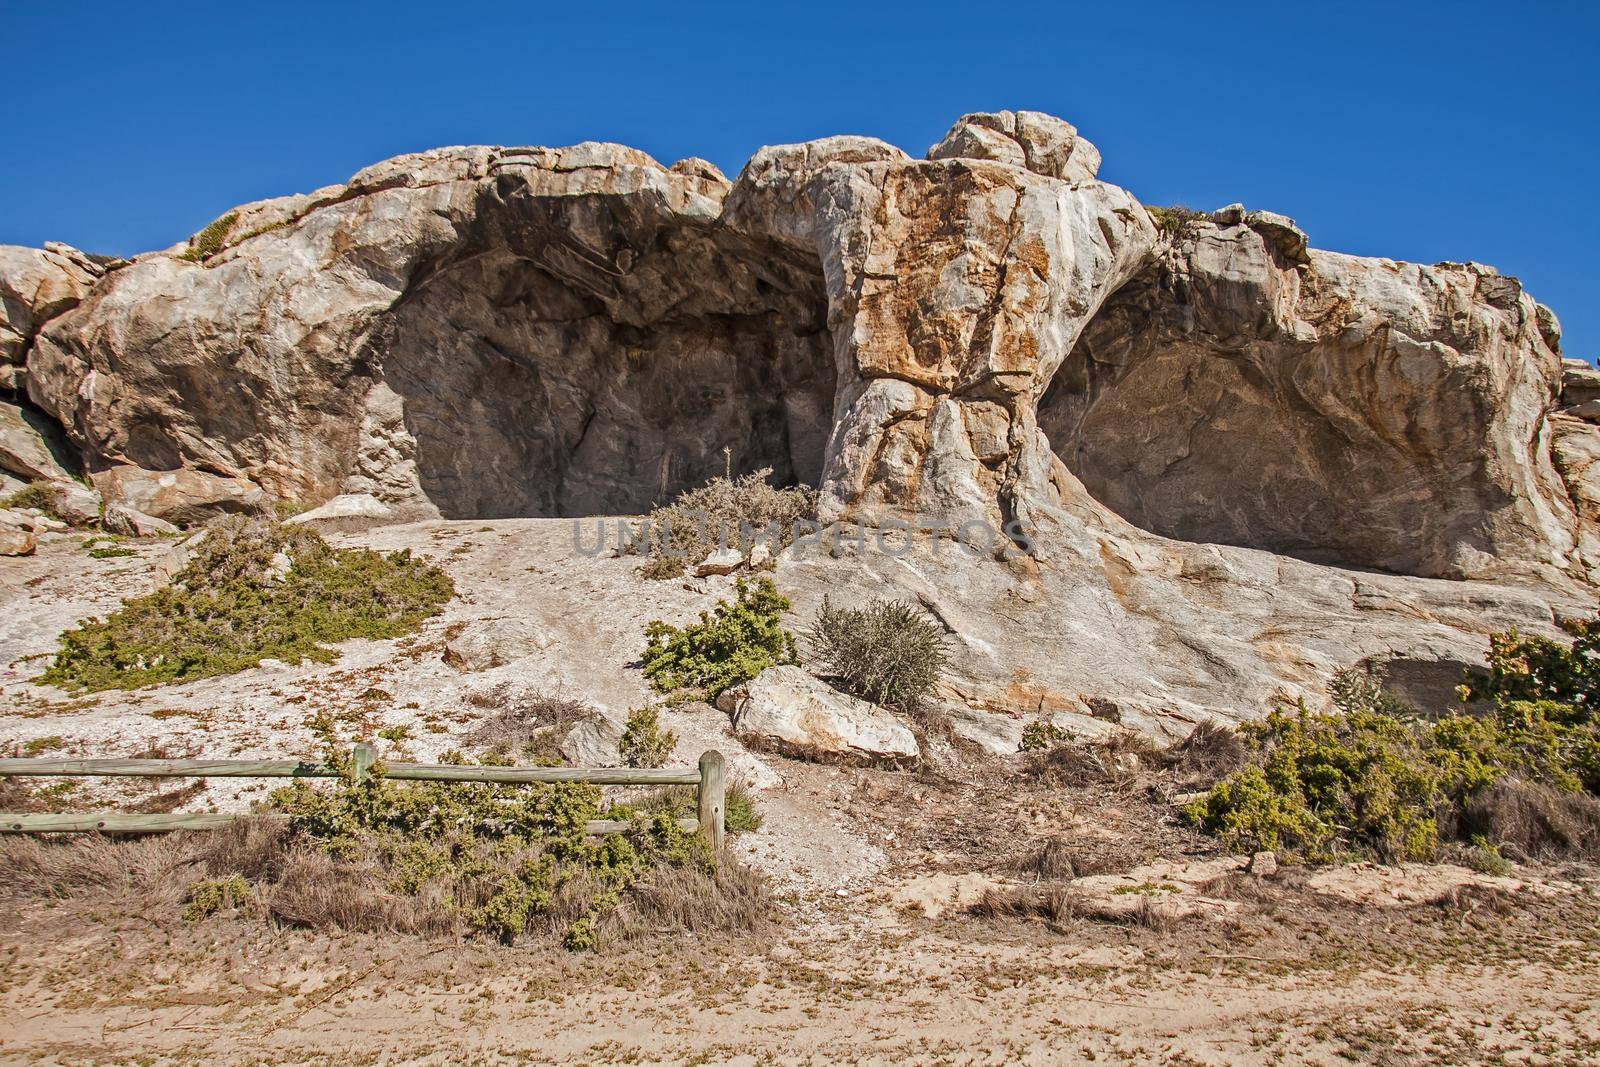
368 197 836 520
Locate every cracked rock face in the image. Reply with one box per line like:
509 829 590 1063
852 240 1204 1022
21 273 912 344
2 109 1596 728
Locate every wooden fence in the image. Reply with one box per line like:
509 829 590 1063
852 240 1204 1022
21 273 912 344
0 745 728 848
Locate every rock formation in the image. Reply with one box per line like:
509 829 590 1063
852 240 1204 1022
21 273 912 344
2 108 1595 732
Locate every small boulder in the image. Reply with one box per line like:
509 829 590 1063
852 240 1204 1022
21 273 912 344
102 503 181 538
693 547 744 577
92 464 271 527
731 665 919 767
559 714 624 767
284 492 393 525
1246 851 1278 877
0 525 36 555
442 618 556 672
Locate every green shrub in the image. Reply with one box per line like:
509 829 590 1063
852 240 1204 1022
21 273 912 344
271 753 716 948
1020 722 1073 752
1189 616 1600 863
633 450 815 564
640 577 798 699
1461 616 1599 710
1145 204 1207 239
39 517 454 691
183 875 252 921
625 780 763 833
179 212 239 262
619 707 677 768
805 596 949 710
1185 703 1442 861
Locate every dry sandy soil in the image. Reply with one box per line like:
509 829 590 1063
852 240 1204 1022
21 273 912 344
2 519 1599 1064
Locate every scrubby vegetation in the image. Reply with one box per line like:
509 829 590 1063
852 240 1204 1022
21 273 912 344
462 691 594 763
0 759 768 950
39 517 454 691
640 577 798 700
1145 204 1207 239
619 707 677 768
179 212 239 261
806 596 949 710
1 483 65 520
1187 620 1600 863
632 450 815 575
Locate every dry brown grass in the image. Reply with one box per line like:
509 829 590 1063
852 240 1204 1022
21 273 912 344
1024 728 1160 787
1458 779 1600 862
1160 720 1245 789
461 689 594 760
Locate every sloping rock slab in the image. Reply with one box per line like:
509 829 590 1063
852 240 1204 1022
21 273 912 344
731 665 919 767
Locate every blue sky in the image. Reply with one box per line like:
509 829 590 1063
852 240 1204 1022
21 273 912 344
8 2 1597 358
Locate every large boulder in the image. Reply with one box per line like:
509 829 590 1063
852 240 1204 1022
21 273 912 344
90 465 271 527
0 243 107 367
731 666 919 767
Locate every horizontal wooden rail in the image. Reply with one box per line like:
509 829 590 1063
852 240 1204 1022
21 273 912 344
0 812 699 835
0 746 728 848
0 758 702 787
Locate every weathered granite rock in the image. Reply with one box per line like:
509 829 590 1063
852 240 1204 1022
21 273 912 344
1039 219 1573 580
442 618 556 672
283 492 393 525
4 111 1596 734
560 713 623 767
43 479 101 526
731 665 919 766
0 525 36 555
91 465 271 527
0 243 107 366
101 503 180 538
0 400 77 482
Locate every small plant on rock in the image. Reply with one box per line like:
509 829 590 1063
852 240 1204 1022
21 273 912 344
806 596 949 710
179 212 239 262
640 577 798 700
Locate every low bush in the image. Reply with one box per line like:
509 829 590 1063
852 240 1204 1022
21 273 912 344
39 517 454 691
640 577 798 700
1145 204 1207 239
1187 616 1600 863
632 450 815 568
619 707 677 768
2 483 64 520
806 596 949 710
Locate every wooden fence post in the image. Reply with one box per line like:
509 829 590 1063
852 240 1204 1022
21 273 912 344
697 750 726 851
351 742 376 785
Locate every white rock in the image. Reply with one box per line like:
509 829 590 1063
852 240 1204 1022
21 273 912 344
944 705 1024 756
45 479 101 525
693 547 744 577
732 665 919 766
559 714 623 767
748 542 772 569
284 492 393 525
0 525 36 555
442 618 556 672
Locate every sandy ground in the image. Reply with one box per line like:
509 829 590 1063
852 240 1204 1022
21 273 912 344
3 519 1599 1063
